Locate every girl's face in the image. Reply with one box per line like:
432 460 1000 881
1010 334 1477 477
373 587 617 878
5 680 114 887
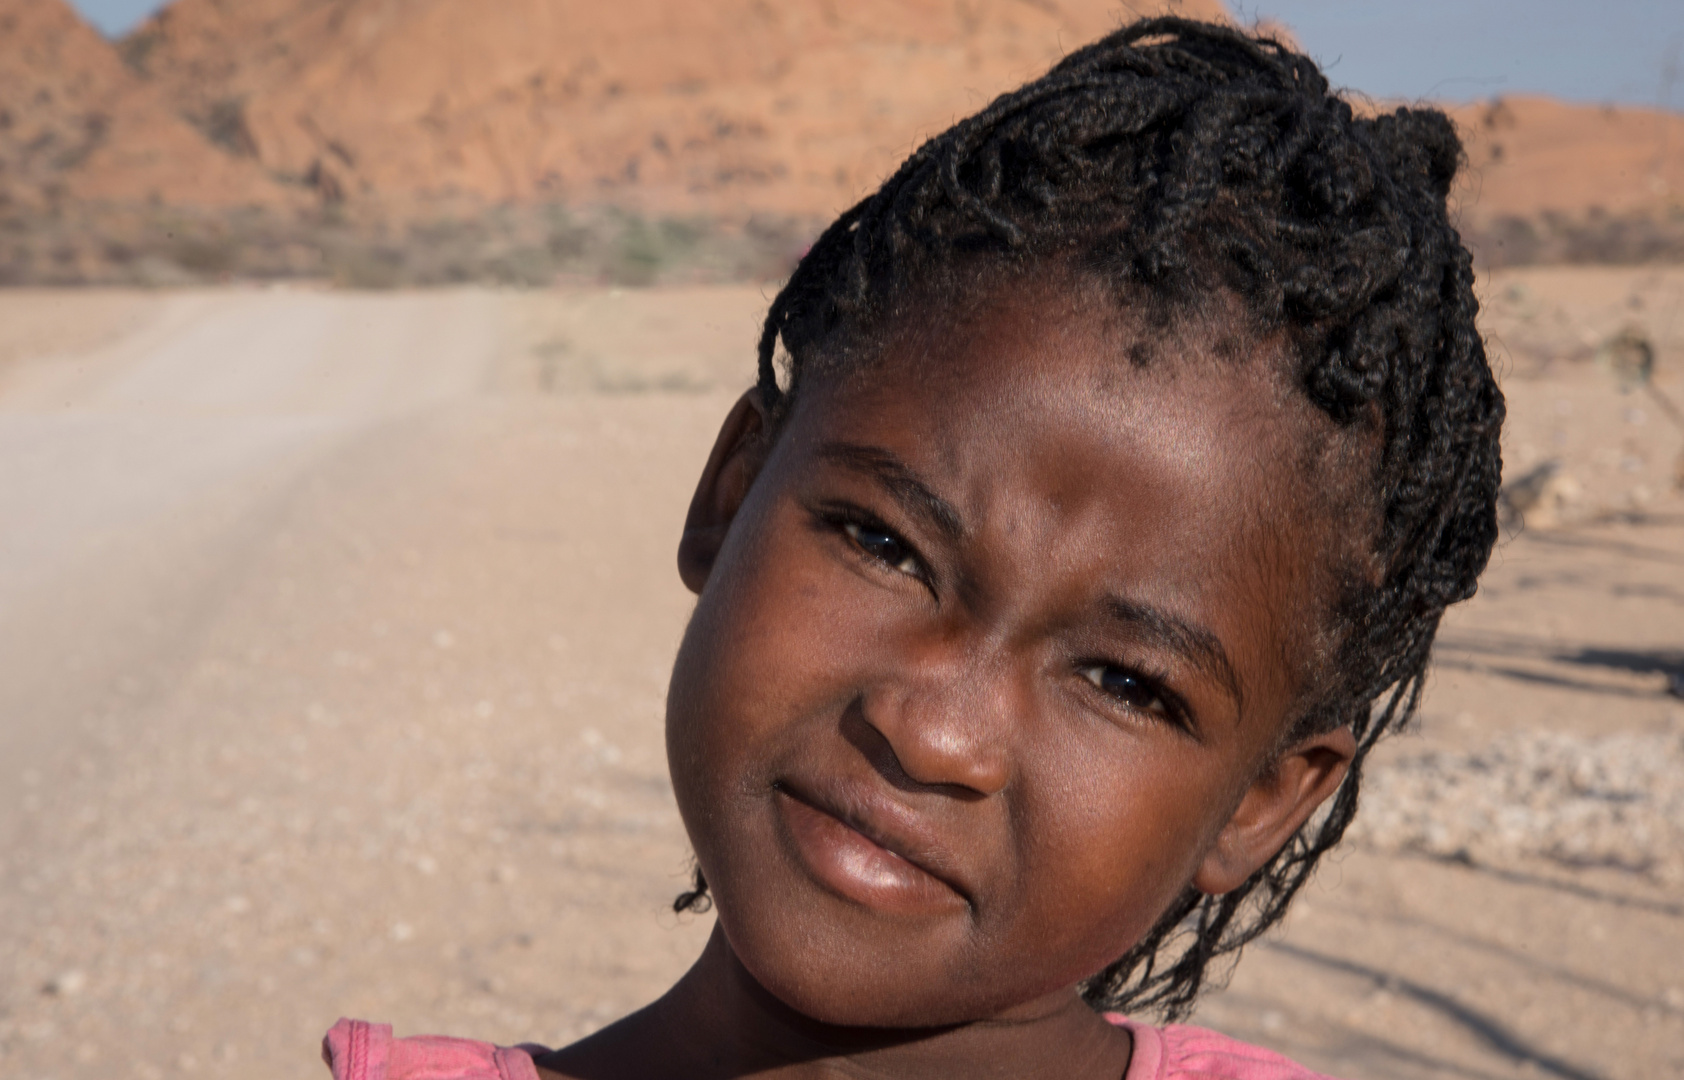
666 283 1354 1029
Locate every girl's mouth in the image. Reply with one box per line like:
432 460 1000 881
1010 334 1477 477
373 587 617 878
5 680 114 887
772 781 970 916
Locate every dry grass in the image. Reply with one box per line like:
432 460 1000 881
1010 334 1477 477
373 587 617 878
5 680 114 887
4 198 1684 288
0 201 815 288
1463 208 1684 268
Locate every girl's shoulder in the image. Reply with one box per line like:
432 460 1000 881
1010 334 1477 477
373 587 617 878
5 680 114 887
321 1016 1341 1080
321 1018 548 1080
1109 1017 1342 1080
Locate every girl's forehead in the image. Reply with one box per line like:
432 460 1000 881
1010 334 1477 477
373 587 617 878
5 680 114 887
806 285 1308 480
846 272 1298 412
800 321 1305 557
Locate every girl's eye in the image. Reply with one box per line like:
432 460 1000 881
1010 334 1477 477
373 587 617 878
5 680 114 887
1081 664 1172 720
843 520 921 576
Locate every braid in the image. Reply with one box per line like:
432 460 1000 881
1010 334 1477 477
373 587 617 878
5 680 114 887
700 16 1504 1021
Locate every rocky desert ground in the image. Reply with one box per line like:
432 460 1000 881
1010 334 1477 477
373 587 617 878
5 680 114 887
0 266 1680 1080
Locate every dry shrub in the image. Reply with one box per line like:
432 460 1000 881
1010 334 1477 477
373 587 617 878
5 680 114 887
1465 208 1684 268
0 201 815 288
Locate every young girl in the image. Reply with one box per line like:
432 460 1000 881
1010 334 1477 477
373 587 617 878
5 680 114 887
324 18 1503 1080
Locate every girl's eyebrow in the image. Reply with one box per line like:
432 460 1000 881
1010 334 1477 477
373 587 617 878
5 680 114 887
1104 595 1243 714
815 441 966 540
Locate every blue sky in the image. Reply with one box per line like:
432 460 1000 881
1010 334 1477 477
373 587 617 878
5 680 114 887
1242 0 1683 108
71 0 1684 109
71 0 163 37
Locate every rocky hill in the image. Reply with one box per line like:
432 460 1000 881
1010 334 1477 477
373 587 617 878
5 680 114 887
0 0 289 209
117 0 1227 216
1446 95 1684 264
1 0 1680 283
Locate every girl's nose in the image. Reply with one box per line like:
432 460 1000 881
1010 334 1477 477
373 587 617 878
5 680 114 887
854 645 1016 797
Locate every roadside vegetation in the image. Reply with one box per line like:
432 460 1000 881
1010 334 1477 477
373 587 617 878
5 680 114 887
0 202 816 288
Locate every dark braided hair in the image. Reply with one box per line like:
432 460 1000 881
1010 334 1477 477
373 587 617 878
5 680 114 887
675 17 1504 1022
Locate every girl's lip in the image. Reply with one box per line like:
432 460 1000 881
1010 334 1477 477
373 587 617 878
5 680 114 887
772 781 971 916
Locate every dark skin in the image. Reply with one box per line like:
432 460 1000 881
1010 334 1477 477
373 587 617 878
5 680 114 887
535 279 1357 1080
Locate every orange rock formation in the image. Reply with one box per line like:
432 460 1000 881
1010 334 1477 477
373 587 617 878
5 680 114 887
1 0 1679 271
0 0 291 208
1448 95 1684 221
121 0 1228 216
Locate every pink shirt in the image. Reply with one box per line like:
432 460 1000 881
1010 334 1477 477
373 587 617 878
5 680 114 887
322 1015 1338 1080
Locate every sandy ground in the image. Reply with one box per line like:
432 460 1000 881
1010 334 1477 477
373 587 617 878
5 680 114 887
0 271 1681 1080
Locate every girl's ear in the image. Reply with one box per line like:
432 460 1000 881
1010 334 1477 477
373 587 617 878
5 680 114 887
1193 725 1357 896
678 390 770 594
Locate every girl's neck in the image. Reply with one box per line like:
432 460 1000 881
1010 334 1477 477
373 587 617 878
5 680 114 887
536 926 1133 1080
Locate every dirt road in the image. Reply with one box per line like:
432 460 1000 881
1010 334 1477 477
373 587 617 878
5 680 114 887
1 276 1680 1080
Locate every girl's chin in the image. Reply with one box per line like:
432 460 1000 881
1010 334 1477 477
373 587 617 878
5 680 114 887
756 975 992 1031
715 910 1060 1032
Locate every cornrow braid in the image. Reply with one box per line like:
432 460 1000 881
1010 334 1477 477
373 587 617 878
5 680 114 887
680 16 1504 1022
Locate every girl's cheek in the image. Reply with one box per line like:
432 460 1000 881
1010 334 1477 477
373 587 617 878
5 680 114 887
672 541 827 773
1025 734 1225 918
